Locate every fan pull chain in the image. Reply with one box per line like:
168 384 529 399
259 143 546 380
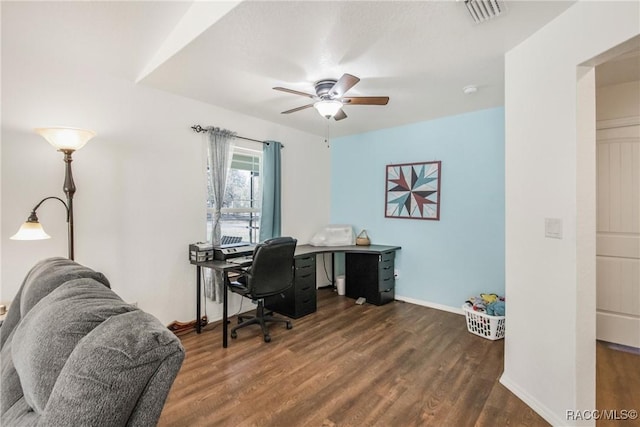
325 119 330 148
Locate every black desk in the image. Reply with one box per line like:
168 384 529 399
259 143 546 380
193 244 401 348
192 259 244 348
294 244 401 263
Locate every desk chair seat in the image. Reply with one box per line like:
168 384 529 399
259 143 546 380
229 237 297 343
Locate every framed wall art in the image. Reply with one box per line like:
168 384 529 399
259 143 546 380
385 161 441 220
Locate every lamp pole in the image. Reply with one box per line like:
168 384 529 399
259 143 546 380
62 149 76 260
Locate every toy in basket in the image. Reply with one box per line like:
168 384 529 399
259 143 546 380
463 293 505 340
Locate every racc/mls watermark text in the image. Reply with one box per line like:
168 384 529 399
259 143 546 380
567 409 638 421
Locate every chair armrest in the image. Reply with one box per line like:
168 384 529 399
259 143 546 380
228 280 250 295
227 266 252 297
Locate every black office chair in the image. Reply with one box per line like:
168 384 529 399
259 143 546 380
229 237 297 343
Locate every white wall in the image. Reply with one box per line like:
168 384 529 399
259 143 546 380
596 80 640 120
503 1 639 426
1 44 331 325
0 3 3 310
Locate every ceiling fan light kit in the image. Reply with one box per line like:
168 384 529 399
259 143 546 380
274 73 389 121
314 100 343 118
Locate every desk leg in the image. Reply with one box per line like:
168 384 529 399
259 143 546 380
331 253 336 287
196 266 202 334
223 273 229 348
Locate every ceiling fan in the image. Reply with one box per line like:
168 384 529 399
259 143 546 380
273 73 389 121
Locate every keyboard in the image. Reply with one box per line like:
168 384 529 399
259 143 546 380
227 256 253 266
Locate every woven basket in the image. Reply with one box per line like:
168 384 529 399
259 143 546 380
355 230 370 246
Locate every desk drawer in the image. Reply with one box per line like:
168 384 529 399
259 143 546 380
294 294 317 317
296 279 315 295
295 270 315 285
295 255 316 269
295 264 315 280
379 261 394 280
379 251 395 268
265 289 316 319
378 275 395 293
371 287 395 306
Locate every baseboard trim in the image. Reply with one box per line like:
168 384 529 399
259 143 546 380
499 373 568 426
596 311 640 348
394 295 464 315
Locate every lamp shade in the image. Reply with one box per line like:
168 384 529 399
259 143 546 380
35 127 96 151
314 100 343 118
11 221 51 240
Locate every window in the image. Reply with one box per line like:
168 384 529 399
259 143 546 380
207 147 261 244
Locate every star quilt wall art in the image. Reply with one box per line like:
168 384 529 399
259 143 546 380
385 161 441 220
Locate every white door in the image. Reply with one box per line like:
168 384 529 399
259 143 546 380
596 121 640 348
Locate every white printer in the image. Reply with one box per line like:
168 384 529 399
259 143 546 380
309 224 355 246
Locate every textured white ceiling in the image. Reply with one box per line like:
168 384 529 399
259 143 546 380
1 1 193 82
3 1 580 137
138 0 577 137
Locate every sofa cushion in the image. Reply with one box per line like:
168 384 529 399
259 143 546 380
11 278 135 414
0 338 24 415
39 310 184 426
0 397 38 427
0 257 110 350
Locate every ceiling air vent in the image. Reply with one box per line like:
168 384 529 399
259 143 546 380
464 0 505 24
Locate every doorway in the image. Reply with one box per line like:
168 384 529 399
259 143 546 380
593 45 640 421
595 49 640 349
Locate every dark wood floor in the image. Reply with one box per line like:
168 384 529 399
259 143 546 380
596 341 640 427
159 289 638 427
159 289 548 426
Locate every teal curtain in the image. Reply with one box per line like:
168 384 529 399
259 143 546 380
259 141 282 241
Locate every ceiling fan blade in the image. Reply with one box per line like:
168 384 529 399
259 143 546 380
333 109 347 121
273 87 316 99
343 96 389 105
281 104 314 114
329 74 360 98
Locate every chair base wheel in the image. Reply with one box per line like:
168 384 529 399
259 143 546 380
231 331 237 339
286 322 292 330
264 335 271 343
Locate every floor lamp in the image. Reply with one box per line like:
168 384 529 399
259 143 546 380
11 127 96 260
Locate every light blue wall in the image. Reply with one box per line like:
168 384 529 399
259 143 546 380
331 107 504 309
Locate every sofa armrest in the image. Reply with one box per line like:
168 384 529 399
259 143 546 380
39 311 184 426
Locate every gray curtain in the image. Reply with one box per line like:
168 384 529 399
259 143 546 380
259 141 282 241
204 127 235 302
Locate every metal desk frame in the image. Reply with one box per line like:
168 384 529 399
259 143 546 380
193 244 401 348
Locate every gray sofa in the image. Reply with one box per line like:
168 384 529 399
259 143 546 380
0 257 185 426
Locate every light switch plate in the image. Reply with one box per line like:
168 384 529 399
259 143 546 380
545 218 563 239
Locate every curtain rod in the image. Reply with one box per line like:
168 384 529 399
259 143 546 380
191 125 284 147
